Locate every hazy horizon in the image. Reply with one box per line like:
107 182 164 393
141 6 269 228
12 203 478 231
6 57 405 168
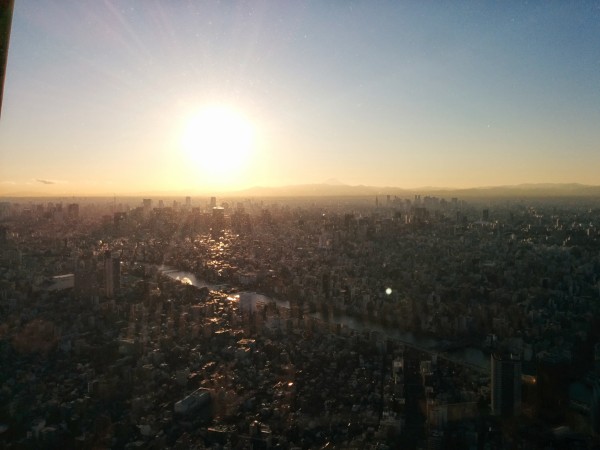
4 180 600 200
2 2 600 195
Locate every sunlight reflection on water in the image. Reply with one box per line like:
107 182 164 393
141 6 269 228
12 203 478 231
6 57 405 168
159 266 489 369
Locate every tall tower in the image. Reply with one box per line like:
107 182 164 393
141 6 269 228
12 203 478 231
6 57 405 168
491 353 521 416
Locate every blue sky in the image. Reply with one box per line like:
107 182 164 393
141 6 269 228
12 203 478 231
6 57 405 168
2 1 600 195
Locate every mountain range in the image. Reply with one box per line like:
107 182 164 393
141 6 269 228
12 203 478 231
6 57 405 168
235 182 600 198
3 182 600 199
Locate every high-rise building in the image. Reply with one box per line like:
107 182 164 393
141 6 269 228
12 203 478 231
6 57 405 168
211 206 225 237
210 196 217 208
74 255 96 298
113 212 127 230
104 250 120 298
67 203 79 220
142 198 152 214
491 353 521 416
590 376 600 435
0 225 7 246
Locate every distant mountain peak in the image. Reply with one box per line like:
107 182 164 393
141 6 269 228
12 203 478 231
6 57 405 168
232 182 600 199
322 178 346 186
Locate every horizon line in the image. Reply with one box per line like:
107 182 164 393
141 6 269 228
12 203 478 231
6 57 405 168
2 181 600 199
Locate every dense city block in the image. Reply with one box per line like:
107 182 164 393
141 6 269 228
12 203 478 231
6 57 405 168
2 194 600 448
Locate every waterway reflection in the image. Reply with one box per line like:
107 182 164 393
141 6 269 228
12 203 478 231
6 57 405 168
158 266 490 370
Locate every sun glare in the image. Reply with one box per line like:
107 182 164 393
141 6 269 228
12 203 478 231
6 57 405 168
181 105 255 184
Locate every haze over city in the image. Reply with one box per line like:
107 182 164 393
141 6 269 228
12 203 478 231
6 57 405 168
1 1 600 196
7 3 600 447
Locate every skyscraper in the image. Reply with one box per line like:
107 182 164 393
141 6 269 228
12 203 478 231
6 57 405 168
104 250 120 298
491 353 521 416
211 206 225 237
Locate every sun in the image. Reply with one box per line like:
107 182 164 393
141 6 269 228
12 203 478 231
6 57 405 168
181 105 255 182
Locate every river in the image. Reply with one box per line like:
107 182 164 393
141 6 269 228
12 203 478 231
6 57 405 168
157 266 490 371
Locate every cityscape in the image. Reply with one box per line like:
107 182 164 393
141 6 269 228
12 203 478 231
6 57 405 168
3 1 600 448
2 192 600 448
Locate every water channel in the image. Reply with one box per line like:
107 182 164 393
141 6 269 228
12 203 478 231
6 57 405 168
157 266 490 372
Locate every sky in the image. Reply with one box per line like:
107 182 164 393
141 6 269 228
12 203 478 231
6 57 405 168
1 1 600 196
